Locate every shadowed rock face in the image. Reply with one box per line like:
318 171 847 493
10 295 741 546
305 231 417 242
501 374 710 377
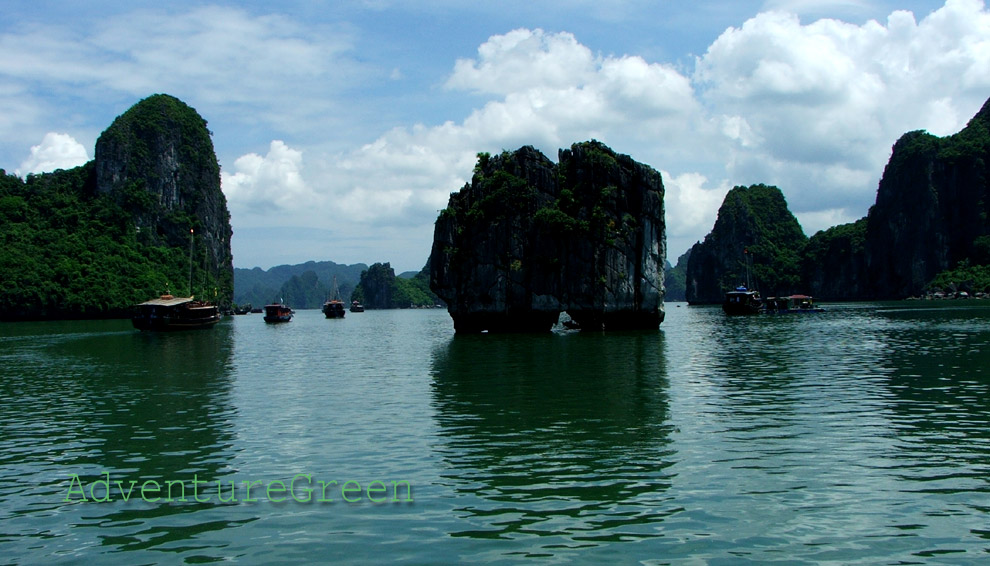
430 141 665 333
557 142 665 330
94 94 233 304
864 98 990 298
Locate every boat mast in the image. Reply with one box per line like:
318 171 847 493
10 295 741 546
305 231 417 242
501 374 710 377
744 247 754 291
188 228 194 297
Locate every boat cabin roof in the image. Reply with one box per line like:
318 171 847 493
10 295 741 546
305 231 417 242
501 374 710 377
137 295 194 307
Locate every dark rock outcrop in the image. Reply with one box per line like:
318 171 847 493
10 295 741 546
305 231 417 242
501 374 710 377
557 142 665 330
864 99 990 298
430 147 563 332
664 249 690 302
429 141 665 333
356 262 396 309
95 94 233 304
685 184 807 304
803 218 869 300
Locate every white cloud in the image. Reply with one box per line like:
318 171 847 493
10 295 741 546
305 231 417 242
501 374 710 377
16 132 88 175
663 171 731 238
694 0 990 222
795 207 862 237
221 140 314 211
446 29 597 95
0 6 363 147
6 2 990 270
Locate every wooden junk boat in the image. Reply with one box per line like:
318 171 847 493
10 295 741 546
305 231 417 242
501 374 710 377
722 286 764 316
322 276 346 319
132 228 221 331
264 302 293 323
132 294 221 331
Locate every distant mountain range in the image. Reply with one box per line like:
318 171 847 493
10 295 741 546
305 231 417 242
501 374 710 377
233 261 367 309
233 260 425 309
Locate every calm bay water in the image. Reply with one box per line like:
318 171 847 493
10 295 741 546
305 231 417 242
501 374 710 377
1 302 989 564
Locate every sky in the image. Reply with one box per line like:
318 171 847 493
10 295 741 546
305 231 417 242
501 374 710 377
3 0 989 273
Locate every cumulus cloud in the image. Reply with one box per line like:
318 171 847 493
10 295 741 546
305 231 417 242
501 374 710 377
0 6 362 146
695 0 990 219
221 141 314 211
446 28 701 151
286 27 713 260
9 2 990 270
446 29 598 95
16 132 88 175
291 4 990 263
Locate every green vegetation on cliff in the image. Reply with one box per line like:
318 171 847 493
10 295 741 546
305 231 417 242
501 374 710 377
0 94 234 320
0 166 201 319
664 250 690 302
686 184 806 303
927 262 990 295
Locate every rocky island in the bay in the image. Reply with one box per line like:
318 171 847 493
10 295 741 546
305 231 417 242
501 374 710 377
682 96 990 303
429 141 665 333
0 94 233 320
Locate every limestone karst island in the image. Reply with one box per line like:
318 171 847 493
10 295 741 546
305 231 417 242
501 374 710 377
2 94 990 328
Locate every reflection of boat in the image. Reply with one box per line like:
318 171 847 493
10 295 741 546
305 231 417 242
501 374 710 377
765 295 825 313
350 300 365 313
723 286 763 315
132 295 221 331
322 276 346 319
264 302 293 323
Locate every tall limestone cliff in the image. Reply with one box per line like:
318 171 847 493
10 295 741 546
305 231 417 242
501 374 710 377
430 141 665 332
864 98 990 298
685 184 807 304
430 146 563 332
557 142 665 330
95 94 234 303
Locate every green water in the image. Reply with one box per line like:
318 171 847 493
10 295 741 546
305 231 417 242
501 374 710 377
1 302 989 564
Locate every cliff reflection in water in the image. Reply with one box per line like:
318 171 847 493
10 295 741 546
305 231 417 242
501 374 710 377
875 306 990 499
0 319 242 557
430 330 677 543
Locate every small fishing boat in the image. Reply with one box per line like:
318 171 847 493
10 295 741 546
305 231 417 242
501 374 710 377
264 302 293 323
350 300 365 313
764 295 825 314
322 276 346 319
723 286 763 315
132 295 221 331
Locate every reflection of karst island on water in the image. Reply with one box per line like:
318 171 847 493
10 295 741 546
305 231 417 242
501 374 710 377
3 94 990 325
